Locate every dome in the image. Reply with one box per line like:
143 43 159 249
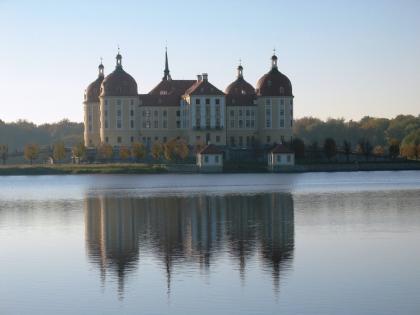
100 53 138 97
256 54 293 97
225 64 255 96
84 63 105 103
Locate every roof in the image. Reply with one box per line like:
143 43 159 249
149 79 195 96
85 75 104 103
101 67 138 97
139 94 181 107
199 144 223 155
184 79 224 96
256 67 293 97
225 94 256 106
225 77 255 96
270 144 294 154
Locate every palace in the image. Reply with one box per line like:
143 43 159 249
83 49 294 149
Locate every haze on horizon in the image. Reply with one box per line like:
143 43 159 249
1 0 419 125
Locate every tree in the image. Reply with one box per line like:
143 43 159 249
356 139 373 161
0 144 8 165
163 139 177 161
131 142 146 161
99 143 114 161
343 140 352 162
151 141 163 160
176 139 189 160
72 142 86 160
373 145 385 159
292 138 305 159
24 144 39 165
323 138 337 161
401 144 416 159
53 142 66 162
388 139 400 160
119 146 131 161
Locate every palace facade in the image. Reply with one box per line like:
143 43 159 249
83 50 294 149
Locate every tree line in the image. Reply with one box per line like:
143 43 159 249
293 114 420 160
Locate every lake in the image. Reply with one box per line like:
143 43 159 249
1 172 420 314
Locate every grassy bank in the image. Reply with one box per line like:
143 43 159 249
0 163 167 175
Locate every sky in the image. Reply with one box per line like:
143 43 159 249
0 0 419 124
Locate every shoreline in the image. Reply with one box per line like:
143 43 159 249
1 162 420 175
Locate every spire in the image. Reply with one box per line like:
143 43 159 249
163 47 171 81
116 46 122 69
237 59 243 79
98 57 104 77
271 48 278 69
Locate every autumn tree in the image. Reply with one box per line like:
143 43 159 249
0 144 8 165
323 138 337 161
372 145 385 159
119 146 131 161
163 139 177 161
151 141 163 160
53 142 66 162
24 144 40 165
99 143 114 161
131 142 146 161
176 139 189 160
72 142 86 161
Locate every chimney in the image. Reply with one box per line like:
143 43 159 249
202 73 208 81
197 74 202 81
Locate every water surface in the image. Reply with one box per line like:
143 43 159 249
1 172 420 314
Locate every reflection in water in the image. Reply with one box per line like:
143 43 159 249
84 193 294 297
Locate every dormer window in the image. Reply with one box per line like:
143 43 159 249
279 86 284 94
241 89 246 95
160 90 168 95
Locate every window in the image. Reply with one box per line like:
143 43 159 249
130 120 134 129
230 136 235 146
130 109 134 117
230 110 234 117
105 120 109 128
239 120 243 128
176 121 181 128
117 136 122 143
215 155 219 163
267 136 271 143
205 98 210 105
265 104 272 128
163 120 167 128
215 99 220 105
204 156 209 163
105 137 109 143
130 136 134 143
216 135 220 143
287 155 291 162
279 87 284 94
279 103 285 128
239 109 243 116
266 99 271 106
117 99 121 105
154 110 158 117
277 155 281 163
163 110 167 117
195 99 200 105
239 136 243 147
163 137 167 143
230 120 235 128
154 120 158 128
117 120 122 129
196 135 201 141
176 110 180 117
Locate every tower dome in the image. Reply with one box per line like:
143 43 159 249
84 61 105 102
100 51 138 97
256 53 292 97
225 63 255 96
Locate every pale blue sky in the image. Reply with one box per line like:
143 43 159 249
1 0 419 124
